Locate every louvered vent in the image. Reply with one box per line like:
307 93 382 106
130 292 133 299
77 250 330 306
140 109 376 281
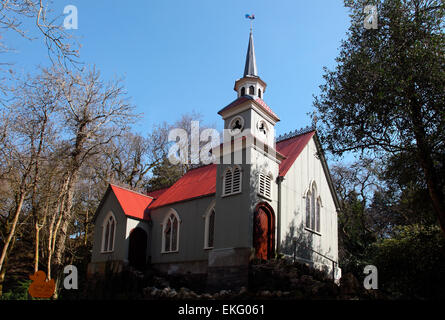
224 169 233 195
259 173 272 198
232 167 241 193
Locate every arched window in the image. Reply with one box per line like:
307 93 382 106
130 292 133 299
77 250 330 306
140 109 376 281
222 166 242 196
316 197 321 233
162 210 180 253
305 191 311 229
311 184 316 231
305 182 321 233
204 208 215 249
249 85 255 95
102 212 116 253
240 87 246 96
258 88 262 98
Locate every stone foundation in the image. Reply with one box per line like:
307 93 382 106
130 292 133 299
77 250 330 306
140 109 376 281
206 247 253 292
152 260 208 275
87 260 127 278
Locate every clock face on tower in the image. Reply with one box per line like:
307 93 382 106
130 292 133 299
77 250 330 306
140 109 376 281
229 116 244 135
257 120 268 137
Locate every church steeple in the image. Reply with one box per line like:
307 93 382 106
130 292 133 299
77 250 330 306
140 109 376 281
243 31 258 77
234 31 267 100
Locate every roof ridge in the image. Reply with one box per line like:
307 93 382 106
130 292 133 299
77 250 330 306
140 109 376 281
185 163 215 173
276 126 316 143
110 183 153 199
147 185 171 193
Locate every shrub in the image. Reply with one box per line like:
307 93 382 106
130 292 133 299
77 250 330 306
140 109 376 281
368 224 445 299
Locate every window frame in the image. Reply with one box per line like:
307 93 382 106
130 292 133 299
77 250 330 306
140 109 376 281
258 172 272 200
101 211 116 253
203 202 216 250
304 182 322 235
161 209 181 253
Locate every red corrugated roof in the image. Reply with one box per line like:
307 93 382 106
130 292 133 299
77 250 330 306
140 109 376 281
276 131 315 177
146 187 170 199
110 184 153 220
148 164 217 210
146 132 314 209
254 98 279 119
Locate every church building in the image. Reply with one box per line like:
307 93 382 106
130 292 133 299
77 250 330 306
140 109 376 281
88 31 341 288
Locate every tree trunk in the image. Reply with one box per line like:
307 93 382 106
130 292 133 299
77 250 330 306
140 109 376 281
34 222 40 273
0 232 17 297
410 99 445 235
0 192 26 273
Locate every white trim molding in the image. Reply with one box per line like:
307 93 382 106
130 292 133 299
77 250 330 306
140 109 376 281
101 211 116 253
161 208 181 254
203 201 216 250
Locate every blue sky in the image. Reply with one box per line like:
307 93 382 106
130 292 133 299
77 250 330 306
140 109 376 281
5 0 350 137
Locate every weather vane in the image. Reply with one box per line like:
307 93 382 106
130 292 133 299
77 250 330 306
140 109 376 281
245 13 255 32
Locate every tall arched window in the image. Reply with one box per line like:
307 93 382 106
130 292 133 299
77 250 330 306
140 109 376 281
316 197 321 232
311 184 316 231
258 88 262 98
305 191 311 229
204 208 215 249
305 182 321 233
222 166 242 196
241 87 246 96
162 210 180 253
102 212 116 253
249 85 255 95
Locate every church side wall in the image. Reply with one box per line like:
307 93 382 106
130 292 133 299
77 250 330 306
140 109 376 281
149 196 215 274
91 192 129 263
280 137 339 269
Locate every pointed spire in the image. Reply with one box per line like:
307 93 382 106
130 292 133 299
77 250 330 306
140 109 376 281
243 31 258 77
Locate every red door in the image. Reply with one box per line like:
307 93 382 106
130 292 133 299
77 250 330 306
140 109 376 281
253 205 275 260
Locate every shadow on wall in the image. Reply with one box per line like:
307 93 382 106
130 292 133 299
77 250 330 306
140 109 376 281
281 219 336 277
281 220 313 261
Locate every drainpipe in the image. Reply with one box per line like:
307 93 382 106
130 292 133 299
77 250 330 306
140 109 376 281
276 176 284 254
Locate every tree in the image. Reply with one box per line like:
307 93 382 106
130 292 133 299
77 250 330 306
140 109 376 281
41 67 135 295
146 157 184 192
331 160 380 273
0 70 59 295
314 0 445 233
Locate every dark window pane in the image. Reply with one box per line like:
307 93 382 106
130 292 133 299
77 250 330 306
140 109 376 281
306 193 311 228
172 218 178 251
165 219 171 251
109 220 115 250
208 210 215 248
104 223 109 251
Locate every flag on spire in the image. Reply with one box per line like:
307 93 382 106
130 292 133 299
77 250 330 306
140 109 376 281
245 14 255 20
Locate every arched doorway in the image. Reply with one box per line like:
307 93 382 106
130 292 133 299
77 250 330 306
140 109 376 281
253 203 275 260
128 227 147 271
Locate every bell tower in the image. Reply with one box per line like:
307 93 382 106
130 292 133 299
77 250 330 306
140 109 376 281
208 29 284 290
